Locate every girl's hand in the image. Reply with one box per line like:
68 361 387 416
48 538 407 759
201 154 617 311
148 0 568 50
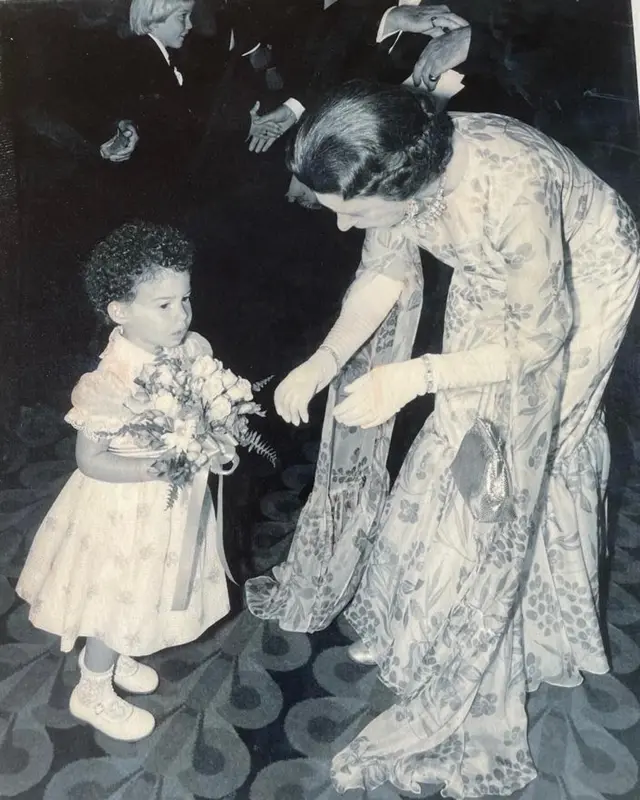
76 432 169 484
148 450 177 481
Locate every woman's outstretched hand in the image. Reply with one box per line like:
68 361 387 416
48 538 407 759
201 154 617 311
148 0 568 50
274 350 339 426
333 360 431 429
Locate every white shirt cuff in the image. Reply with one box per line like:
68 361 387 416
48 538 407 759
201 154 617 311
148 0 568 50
284 98 306 120
376 7 399 42
242 42 262 57
376 0 422 42
229 28 261 56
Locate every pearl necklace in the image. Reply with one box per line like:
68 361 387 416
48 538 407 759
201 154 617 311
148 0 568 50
402 180 447 232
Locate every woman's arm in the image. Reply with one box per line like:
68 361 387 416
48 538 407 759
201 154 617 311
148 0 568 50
319 271 404 369
334 167 572 428
274 225 416 426
75 432 163 483
274 272 403 425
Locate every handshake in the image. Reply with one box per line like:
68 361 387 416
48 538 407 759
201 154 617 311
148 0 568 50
247 3 471 154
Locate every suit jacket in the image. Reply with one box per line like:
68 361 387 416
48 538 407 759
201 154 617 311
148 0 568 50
257 0 536 122
115 35 201 166
46 0 259 155
261 0 397 107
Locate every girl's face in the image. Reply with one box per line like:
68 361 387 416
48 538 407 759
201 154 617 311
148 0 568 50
111 268 192 353
315 192 407 232
150 2 194 49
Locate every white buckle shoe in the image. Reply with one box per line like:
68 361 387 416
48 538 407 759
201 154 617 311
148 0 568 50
79 648 159 695
69 665 155 741
69 686 155 741
347 640 378 666
114 655 160 695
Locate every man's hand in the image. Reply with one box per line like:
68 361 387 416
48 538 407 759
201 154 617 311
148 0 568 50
247 102 297 153
383 4 468 38
149 449 178 481
412 26 472 90
99 120 138 162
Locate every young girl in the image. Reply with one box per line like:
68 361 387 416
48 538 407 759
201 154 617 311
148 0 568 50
16 221 231 742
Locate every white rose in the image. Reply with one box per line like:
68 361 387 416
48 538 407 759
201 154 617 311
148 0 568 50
221 369 239 390
192 355 217 380
203 374 225 401
208 395 232 422
155 364 175 388
226 378 253 403
154 392 180 417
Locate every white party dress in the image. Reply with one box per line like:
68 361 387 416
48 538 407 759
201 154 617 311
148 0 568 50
16 329 230 656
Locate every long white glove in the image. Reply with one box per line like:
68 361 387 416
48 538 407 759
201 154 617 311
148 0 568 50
275 272 404 425
334 344 508 429
333 358 431 429
274 348 339 426
430 344 507 390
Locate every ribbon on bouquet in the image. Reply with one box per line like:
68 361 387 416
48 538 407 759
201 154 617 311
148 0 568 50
109 444 239 612
171 454 239 611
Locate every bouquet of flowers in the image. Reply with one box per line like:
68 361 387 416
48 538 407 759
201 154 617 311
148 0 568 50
121 350 277 507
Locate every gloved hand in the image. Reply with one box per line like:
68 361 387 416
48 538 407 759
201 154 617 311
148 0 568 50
274 348 339 426
333 358 432 429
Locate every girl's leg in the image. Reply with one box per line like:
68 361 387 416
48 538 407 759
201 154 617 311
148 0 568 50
84 637 117 672
83 637 159 693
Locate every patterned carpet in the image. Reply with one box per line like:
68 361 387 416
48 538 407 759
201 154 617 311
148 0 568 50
1 401 640 800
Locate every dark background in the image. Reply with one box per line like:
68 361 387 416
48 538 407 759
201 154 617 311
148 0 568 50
0 3 638 799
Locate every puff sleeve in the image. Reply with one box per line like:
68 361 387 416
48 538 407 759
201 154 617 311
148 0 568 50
65 367 134 441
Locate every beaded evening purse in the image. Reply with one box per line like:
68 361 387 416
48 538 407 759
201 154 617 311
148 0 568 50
450 418 514 523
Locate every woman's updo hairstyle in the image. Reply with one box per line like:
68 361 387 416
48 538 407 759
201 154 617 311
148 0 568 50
288 80 454 202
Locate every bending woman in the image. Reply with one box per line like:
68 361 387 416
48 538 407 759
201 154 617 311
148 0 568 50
246 80 640 796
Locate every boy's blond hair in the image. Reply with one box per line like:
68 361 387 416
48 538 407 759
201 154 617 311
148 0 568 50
129 0 192 36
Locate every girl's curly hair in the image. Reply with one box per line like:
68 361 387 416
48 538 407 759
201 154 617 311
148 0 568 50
84 221 194 322
288 80 454 202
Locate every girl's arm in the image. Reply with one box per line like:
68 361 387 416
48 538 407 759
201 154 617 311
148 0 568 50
75 432 165 483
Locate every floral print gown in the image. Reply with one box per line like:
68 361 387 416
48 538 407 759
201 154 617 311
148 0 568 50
16 329 230 657
248 114 640 797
